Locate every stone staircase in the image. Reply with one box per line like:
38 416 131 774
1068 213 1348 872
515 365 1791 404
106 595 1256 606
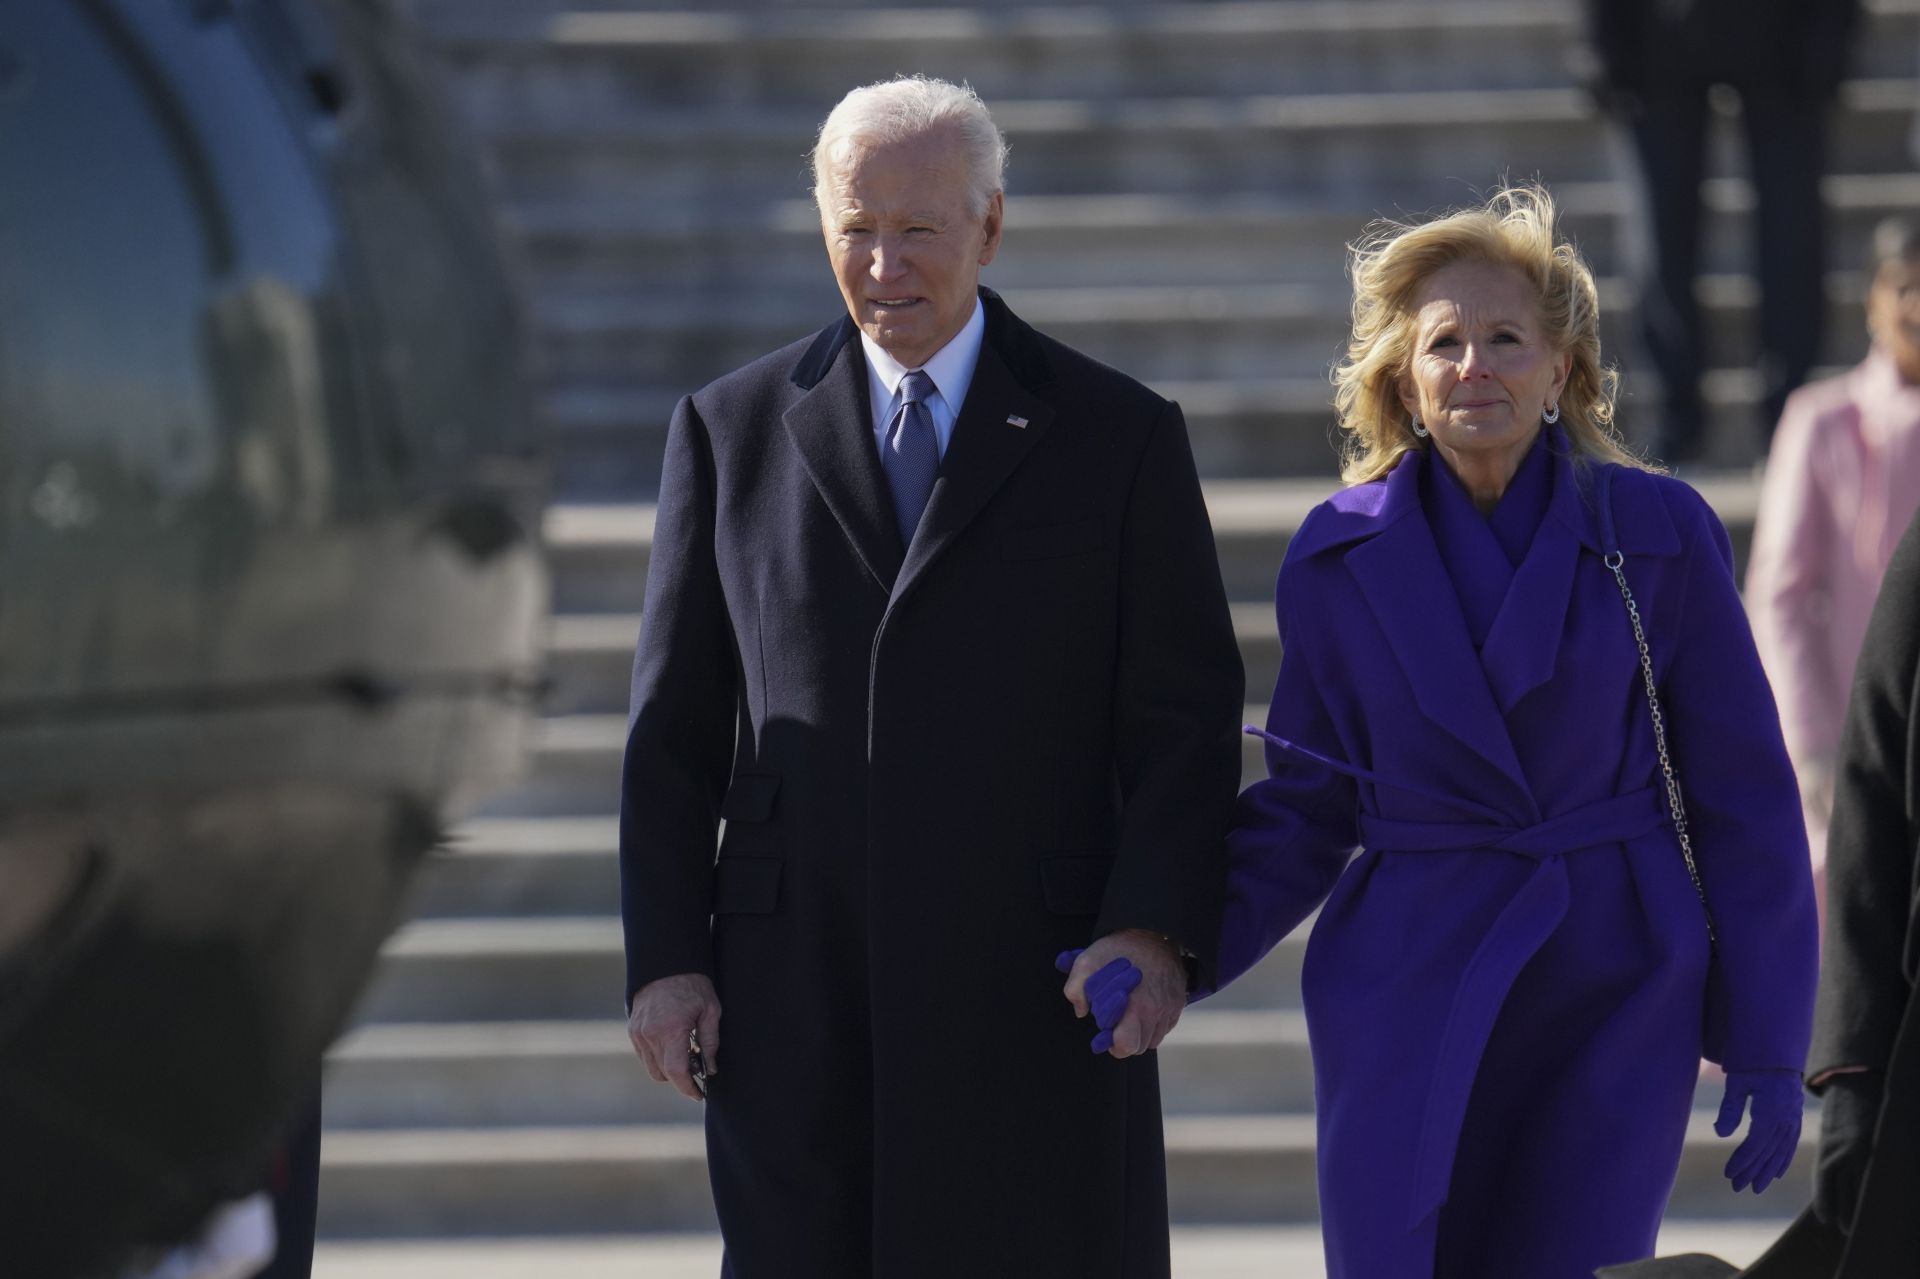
318 0 1920 1249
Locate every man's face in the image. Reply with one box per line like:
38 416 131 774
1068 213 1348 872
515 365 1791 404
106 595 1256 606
820 127 1002 369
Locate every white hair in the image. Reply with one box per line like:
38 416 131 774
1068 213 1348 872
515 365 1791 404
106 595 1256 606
811 75 1008 217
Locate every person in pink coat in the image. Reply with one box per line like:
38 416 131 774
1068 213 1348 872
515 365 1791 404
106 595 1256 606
1746 217 1920 917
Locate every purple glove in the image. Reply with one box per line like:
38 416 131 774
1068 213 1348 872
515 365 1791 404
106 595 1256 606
1715 1068 1805 1193
1055 948 1143 1054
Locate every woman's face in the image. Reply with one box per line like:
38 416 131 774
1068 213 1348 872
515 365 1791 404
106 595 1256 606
1868 256 1920 384
1397 259 1572 466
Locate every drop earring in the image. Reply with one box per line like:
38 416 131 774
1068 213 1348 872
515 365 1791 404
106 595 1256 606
1542 402 1561 425
1411 416 1429 438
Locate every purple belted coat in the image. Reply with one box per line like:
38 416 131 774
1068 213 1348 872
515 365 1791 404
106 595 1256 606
1222 436 1818 1279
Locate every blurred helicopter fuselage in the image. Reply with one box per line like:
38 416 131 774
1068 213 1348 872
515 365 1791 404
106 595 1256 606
0 1 548 1271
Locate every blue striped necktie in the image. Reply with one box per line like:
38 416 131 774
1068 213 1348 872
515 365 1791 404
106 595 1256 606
883 369 940 544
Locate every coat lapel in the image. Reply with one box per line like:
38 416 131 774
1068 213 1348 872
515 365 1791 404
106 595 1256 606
781 319 905 592
890 295 1055 609
1344 454 1540 819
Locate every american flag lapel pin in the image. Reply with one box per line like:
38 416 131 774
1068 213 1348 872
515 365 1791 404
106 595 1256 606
1006 414 1028 429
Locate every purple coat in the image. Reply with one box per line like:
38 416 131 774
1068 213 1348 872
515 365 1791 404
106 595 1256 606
1221 435 1817 1278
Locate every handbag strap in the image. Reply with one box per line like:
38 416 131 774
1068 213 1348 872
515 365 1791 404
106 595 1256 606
1594 465 1720 954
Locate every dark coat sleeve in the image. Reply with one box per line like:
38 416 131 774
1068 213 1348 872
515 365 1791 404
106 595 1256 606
1808 508 1920 1080
1092 400 1245 987
618 394 740 1004
1657 485 1819 1072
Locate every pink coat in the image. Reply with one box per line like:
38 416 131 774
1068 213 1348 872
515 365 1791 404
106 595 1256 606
1746 346 1920 877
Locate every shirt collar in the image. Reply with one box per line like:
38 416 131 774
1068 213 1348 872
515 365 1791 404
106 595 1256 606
861 297 986 412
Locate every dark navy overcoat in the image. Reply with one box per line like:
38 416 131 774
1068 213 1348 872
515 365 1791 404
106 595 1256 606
1219 433 1818 1279
619 288 1244 1279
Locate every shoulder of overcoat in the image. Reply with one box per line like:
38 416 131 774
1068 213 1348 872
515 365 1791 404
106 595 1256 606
685 327 834 425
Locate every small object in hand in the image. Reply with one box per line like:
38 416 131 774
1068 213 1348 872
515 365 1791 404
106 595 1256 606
1055 948 1143 1054
689 1030 709 1098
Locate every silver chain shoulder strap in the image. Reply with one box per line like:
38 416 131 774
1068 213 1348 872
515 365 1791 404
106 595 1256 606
1596 466 1720 953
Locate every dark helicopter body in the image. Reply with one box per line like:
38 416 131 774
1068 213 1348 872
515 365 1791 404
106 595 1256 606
0 1 546 1271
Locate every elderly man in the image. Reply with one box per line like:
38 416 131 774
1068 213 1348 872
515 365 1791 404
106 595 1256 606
618 76 1243 1278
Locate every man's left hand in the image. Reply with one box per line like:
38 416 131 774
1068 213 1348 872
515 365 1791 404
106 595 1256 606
1060 929 1186 1059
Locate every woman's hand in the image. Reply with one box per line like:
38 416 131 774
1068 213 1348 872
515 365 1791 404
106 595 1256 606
1055 948 1143 1054
1714 1068 1805 1193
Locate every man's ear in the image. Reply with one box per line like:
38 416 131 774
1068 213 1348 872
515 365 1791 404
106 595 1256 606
978 190 1004 267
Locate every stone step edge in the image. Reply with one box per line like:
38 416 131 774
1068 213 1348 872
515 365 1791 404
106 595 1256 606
377 911 1300 959
318 1111 1805 1168
546 600 1273 657
535 369 1825 443
476 80 1916 144
424 2 1593 52
330 1008 1311 1065
468 700 1277 761
530 270 1863 334
541 469 1763 550
505 173 1920 241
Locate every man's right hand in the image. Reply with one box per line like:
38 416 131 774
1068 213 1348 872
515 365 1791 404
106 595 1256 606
627 972 721 1102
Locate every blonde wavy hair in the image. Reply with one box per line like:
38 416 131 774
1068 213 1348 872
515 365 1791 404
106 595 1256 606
1331 184 1650 485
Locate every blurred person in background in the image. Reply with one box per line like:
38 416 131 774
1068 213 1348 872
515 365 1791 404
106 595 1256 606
1580 0 1861 464
1745 216 1920 923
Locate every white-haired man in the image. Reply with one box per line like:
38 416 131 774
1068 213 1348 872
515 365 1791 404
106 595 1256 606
619 76 1243 1278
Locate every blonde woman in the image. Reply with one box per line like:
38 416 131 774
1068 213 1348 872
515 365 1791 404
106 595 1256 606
1214 187 1818 1277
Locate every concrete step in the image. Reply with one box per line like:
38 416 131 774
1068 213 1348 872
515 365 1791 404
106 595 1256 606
424 2 1920 129
541 365 1805 501
483 715 625 817
425 5 1597 130
537 604 1279 718
323 1009 1316 1130
512 174 1920 304
351 915 1309 1026
313 1221 1803 1279
536 477 1340 621
528 273 1869 401
410 817 623 918
531 468 1761 719
314 1104 1812 1237
482 82 1918 212
471 708 1284 820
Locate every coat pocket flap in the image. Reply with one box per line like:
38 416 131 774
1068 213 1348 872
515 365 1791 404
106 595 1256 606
1039 852 1116 916
1002 519 1105 562
720 772 780 822
713 856 782 915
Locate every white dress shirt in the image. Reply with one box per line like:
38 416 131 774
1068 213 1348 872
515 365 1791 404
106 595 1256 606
860 298 985 464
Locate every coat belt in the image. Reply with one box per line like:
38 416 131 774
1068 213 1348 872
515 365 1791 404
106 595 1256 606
1354 787 1671 1228
1357 787 1668 859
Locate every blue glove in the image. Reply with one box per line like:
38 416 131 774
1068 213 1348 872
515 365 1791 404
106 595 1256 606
1054 948 1143 1054
1715 1068 1805 1193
